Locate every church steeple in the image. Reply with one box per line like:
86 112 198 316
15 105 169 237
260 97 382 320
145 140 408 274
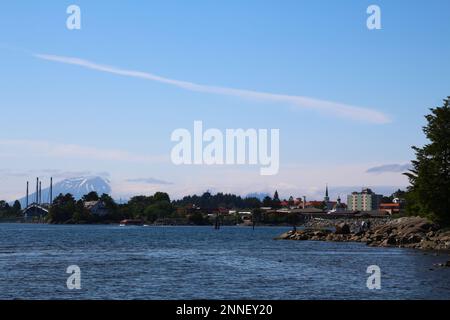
324 184 330 202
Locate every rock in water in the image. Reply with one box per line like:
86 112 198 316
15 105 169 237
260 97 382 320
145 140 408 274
274 231 294 240
335 223 351 235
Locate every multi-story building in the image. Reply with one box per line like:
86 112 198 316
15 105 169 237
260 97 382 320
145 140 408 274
347 188 382 211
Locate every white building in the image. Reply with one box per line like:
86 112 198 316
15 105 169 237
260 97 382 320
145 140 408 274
347 188 382 211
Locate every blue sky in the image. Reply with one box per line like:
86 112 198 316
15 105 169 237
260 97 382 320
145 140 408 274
1 0 449 201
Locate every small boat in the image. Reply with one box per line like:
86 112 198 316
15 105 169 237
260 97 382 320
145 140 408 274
119 219 144 226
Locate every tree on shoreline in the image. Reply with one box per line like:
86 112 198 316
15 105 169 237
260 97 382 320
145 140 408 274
405 97 450 225
47 193 77 223
0 201 19 218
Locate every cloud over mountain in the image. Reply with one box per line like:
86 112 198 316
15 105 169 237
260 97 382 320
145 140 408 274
366 164 411 174
126 177 173 185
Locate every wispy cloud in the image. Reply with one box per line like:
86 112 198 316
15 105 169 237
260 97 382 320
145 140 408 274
366 163 411 174
0 169 29 177
126 177 173 185
0 139 167 163
0 168 92 179
34 53 391 124
36 169 109 179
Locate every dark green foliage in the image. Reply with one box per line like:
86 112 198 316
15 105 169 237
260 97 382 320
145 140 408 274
187 212 208 225
12 200 21 213
173 192 261 210
287 212 300 228
143 200 173 222
382 189 407 203
47 193 77 223
0 200 21 219
262 196 272 207
272 190 281 209
405 97 450 225
72 200 91 223
153 192 170 203
252 208 263 223
0 201 10 211
82 191 100 202
2 188 290 225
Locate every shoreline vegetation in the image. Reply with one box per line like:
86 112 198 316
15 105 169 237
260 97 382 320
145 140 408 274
0 188 407 228
4 186 400 227
0 190 310 227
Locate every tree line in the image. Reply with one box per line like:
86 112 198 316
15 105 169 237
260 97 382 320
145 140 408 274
0 200 21 220
44 190 291 224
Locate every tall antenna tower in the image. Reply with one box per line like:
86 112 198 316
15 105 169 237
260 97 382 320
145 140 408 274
35 178 39 204
26 181 29 208
39 181 42 204
49 177 53 205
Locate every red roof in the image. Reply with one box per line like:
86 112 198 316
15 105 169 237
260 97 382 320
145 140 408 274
306 201 323 206
379 203 400 208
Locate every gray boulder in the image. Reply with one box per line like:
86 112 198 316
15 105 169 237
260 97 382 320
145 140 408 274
335 223 351 235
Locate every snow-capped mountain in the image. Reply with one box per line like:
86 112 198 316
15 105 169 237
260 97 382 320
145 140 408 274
19 176 111 207
55 177 111 198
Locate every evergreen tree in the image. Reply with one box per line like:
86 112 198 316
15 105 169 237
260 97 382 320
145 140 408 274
153 192 170 203
12 200 21 214
405 97 450 225
272 190 281 209
82 191 100 202
0 201 10 211
47 193 77 223
252 208 263 229
0 200 12 218
262 196 273 207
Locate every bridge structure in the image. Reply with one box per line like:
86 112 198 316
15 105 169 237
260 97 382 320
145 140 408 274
22 177 53 219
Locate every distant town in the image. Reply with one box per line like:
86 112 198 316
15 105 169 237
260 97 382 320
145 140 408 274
0 177 406 226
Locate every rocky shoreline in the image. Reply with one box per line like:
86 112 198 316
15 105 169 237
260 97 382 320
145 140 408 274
276 216 450 252
302 217 390 232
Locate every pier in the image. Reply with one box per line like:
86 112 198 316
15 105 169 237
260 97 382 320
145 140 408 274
22 177 53 219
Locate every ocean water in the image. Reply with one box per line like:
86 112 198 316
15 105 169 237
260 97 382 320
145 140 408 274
0 223 449 300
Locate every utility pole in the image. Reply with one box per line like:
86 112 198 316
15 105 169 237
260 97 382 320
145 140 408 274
26 181 29 208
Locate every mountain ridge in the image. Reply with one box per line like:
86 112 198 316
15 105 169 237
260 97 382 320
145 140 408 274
18 176 111 207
